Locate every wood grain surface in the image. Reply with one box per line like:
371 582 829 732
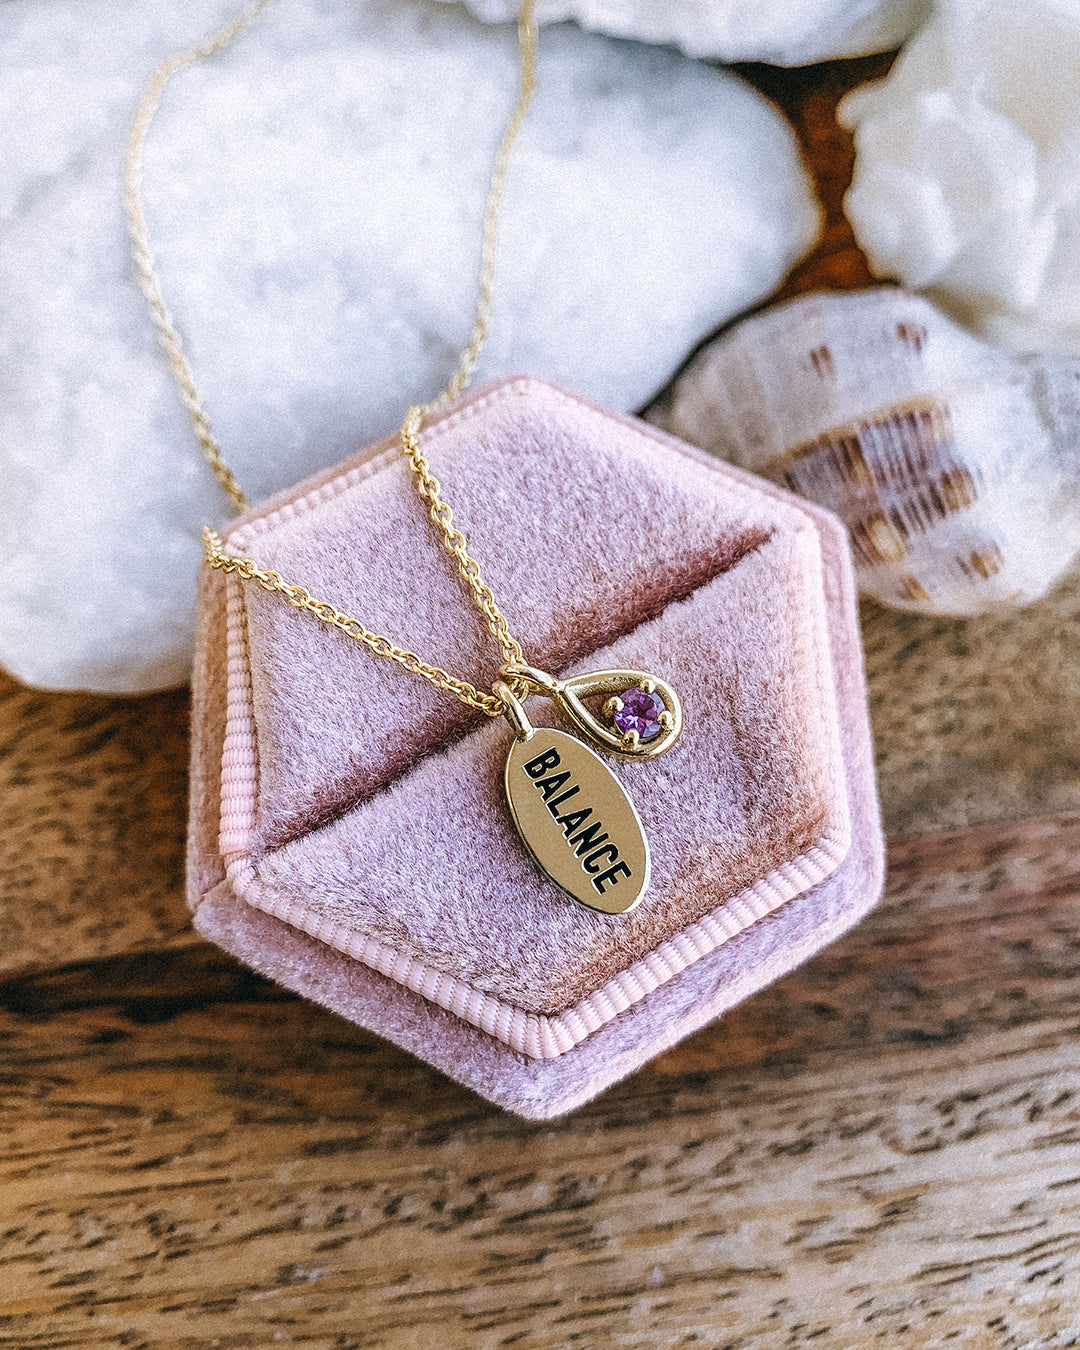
862 571 1080 836
0 672 194 978
2 811 1080 1348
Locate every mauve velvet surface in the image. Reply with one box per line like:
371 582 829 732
188 378 883 1117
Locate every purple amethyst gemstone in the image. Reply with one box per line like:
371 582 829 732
612 686 665 741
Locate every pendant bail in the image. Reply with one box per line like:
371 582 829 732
493 678 534 741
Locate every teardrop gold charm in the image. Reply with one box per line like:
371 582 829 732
500 663 682 759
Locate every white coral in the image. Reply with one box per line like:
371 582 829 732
840 0 1080 353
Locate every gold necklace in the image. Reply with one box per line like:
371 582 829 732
125 0 682 915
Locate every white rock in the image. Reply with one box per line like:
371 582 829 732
434 0 929 64
840 0 1080 355
0 0 820 694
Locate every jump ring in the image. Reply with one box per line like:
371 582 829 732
493 679 534 741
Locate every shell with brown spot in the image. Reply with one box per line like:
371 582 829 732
656 287 1080 616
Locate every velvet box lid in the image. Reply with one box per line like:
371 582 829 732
188 376 884 1118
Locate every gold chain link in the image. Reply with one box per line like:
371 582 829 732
129 0 539 713
124 0 278 516
398 404 526 672
202 526 506 715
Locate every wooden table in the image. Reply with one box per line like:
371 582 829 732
3 53 1080 1350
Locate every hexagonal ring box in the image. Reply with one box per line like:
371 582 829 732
188 377 884 1118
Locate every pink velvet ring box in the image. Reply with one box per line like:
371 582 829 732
188 376 884 1118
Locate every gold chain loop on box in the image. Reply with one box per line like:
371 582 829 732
201 526 508 715
128 0 538 714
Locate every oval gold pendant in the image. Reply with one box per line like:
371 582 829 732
504 728 650 915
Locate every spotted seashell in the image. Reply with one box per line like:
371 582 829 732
660 287 1080 616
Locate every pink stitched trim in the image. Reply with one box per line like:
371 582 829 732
219 578 258 857
214 378 853 1060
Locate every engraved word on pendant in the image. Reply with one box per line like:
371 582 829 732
496 666 682 915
